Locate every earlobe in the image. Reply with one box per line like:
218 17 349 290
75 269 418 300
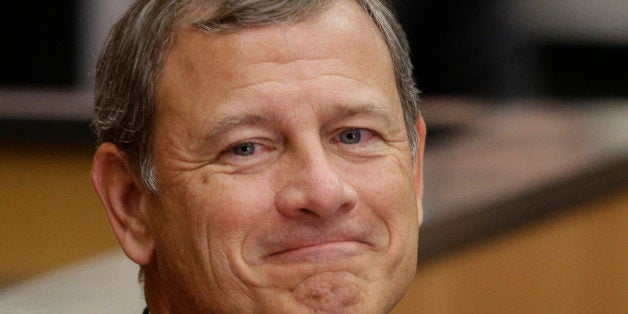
91 143 154 265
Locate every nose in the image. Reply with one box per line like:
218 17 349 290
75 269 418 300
274 144 358 220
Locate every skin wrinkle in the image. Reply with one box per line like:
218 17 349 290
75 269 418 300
230 72 372 96
202 114 274 145
201 103 397 153
169 172 251 311
158 97 405 180
241 44 382 82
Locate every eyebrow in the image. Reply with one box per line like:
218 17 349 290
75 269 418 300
330 103 393 126
203 113 273 142
202 102 398 142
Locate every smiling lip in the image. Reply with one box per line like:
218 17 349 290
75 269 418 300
265 240 368 264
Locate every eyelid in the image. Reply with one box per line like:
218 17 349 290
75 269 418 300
221 140 264 155
214 127 281 155
216 138 279 171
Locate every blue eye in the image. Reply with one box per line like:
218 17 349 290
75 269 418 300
231 142 256 156
339 129 362 144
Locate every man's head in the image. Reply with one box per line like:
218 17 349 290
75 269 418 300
91 0 425 312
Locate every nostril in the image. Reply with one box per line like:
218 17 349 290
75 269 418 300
337 200 355 215
299 208 317 217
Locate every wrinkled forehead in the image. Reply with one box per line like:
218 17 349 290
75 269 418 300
154 0 400 128
158 0 394 94
159 0 356 88
158 0 392 92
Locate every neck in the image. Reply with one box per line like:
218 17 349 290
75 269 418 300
143 264 171 314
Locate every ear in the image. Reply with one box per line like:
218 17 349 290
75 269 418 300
91 143 154 265
413 116 427 226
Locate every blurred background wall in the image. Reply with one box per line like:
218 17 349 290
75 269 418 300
397 0 628 98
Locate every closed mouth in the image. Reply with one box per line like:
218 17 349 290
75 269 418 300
264 240 370 263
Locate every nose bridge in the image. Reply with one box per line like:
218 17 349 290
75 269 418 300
275 138 357 219
302 145 342 195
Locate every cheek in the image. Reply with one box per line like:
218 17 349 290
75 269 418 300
189 172 279 264
345 157 418 284
349 158 418 225
152 170 276 255
151 172 278 282
200 173 276 228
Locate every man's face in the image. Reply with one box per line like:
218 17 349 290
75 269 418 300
145 0 423 312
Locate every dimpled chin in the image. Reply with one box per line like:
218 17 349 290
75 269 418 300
293 271 366 312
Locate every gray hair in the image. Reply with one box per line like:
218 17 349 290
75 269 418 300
93 0 420 193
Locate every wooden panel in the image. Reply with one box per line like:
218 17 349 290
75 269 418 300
0 146 118 287
393 189 628 314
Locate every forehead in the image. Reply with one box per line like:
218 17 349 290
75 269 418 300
156 0 399 123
